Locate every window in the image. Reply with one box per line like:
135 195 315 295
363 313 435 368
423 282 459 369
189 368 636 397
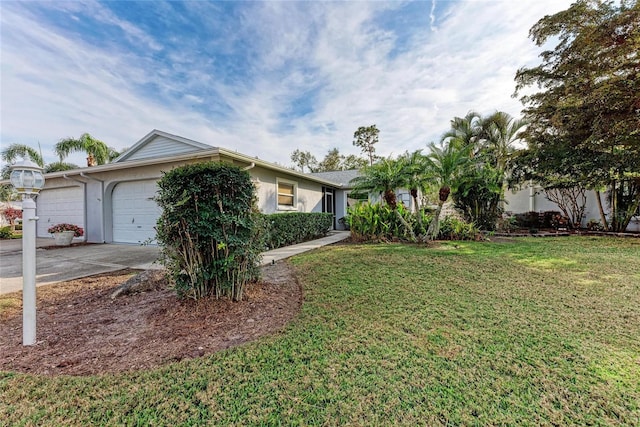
398 192 411 208
277 179 297 209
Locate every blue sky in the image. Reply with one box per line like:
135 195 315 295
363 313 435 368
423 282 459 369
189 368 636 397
0 0 573 168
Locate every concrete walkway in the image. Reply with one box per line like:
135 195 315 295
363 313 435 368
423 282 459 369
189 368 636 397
0 231 350 295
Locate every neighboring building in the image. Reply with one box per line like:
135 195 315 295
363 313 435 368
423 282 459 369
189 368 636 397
32 130 343 244
504 184 640 232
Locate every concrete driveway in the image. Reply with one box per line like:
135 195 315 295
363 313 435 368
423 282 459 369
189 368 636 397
0 238 161 295
0 231 350 295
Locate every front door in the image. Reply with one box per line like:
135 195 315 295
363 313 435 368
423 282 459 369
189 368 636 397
322 187 335 229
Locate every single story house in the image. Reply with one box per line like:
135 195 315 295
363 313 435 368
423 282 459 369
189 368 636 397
9 129 638 241
32 130 350 244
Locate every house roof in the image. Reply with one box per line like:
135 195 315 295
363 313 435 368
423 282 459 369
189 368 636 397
308 170 362 187
3 130 344 188
113 129 213 163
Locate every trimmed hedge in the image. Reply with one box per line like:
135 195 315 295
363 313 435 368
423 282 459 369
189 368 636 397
263 212 333 249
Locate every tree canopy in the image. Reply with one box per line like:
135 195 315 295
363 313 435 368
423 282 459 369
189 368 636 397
353 125 379 166
514 0 640 230
289 147 367 173
55 133 119 167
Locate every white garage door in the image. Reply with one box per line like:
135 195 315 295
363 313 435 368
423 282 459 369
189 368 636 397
112 180 160 244
36 187 85 238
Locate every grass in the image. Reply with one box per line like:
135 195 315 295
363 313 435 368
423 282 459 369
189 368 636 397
1 236 639 425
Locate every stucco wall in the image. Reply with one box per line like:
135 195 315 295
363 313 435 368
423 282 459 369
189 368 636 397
504 184 635 229
38 158 332 243
251 166 324 214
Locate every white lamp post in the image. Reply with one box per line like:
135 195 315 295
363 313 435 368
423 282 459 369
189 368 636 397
9 160 45 346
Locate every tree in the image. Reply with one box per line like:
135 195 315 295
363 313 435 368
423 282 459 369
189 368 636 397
55 133 119 167
1 143 44 181
424 141 471 240
441 111 482 153
442 111 526 230
514 0 640 231
2 206 22 232
1 144 46 200
342 154 368 170
453 166 503 231
45 161 80 173
478 111 528 178
290 149 318 173
353 125 379 166
543 187 587 229
317 148 343 172
1 143 44 168
398 150 429 213
349 157 416 241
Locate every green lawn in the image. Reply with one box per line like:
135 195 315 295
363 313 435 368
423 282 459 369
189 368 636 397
1 237 639 425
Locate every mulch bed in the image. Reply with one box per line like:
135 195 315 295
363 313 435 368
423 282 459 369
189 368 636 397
0 262 301 376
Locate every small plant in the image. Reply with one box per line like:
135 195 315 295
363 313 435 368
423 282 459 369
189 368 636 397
47 223 84 237
586 218 605 231
0 226 13 239
438 216 482 241
496 215 518 233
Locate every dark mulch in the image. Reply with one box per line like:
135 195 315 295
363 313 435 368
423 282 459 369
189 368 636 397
0 262 301 376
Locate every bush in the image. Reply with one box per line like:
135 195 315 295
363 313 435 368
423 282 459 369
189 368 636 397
586 219 605 231
347 202 414 241
514 211 540 229
263 212 332 249
496 215 518 233
437 216 482 241
155 162 263 301
0 226 12 239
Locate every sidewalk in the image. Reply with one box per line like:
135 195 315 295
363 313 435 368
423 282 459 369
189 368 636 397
260 231 350 265
0 231 350 295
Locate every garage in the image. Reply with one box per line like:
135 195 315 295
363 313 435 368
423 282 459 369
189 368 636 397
36 187 85 238
112 180 161 244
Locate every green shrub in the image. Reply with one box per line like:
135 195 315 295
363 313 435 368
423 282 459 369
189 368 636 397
347 202 422 241
437 216 482 241
14 224 22 231
347 203 480 242
0 226 12 239
514 211 540 229
263 212 332 249
155 162 263 301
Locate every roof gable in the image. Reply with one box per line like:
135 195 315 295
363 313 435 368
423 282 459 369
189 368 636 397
113 129 212 163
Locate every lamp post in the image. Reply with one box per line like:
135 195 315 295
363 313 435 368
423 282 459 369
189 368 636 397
9 160 45 346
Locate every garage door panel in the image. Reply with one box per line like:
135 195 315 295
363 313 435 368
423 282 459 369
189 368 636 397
36 188 84 238
112 180 160 244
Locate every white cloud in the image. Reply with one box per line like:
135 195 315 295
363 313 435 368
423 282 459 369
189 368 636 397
1 0 574 168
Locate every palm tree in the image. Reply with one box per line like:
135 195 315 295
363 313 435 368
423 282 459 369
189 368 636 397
397 150 434 236
441 111 482 153
45 161 80 173
350 157 416 241
478 111 528 176
424 141 471 240
1 143 45 180
1 143 44 167
55 133 118 167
